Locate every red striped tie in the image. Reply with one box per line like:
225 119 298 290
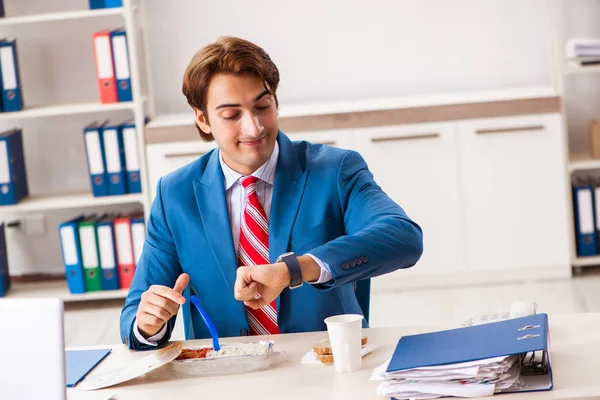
238 176 280 335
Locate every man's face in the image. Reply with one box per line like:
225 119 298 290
195 73 279 175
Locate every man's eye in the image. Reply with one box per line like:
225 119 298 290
256 104 271 111
223 114 239 120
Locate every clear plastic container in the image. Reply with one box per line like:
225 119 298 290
162 341 288 377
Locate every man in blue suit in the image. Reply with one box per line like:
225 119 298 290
120 37 423 350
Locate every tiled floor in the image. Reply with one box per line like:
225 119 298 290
64 271 600 347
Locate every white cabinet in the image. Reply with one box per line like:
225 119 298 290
458 114 571 276
354 123 466 280
145 141 217 200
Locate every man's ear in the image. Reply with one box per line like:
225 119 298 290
194 108 211 134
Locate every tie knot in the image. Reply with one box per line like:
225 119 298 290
240 176 259 193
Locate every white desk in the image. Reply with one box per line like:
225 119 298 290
68 313 600 400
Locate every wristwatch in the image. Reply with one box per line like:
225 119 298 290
276 252 303 289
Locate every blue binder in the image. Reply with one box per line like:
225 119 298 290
59 216 86 294
88 0 104 9
104 0 122 8
0 39 23 112
573 181 598 256
110 29 132 102
120 121 141 193
83 121 109 197
65 348 111 387
96 215 119 290
0 128 28 205
0 223 9 297
101 123 127 195
387 314 552 393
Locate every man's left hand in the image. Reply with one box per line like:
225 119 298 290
234 262 290 309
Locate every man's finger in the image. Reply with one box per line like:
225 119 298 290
143 303 173 322
173 273 190 295
146 292 180 316
150 285 186 305
235 280 258 301
244 297 267 310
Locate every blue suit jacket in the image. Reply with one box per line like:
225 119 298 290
120 131 423 350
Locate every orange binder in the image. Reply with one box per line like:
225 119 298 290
114 215 135 288
92 30 118 104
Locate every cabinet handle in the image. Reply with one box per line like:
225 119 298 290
370 133 440 143
165 151 207 159
475 125 544 135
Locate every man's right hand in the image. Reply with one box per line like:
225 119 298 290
136 273 190 338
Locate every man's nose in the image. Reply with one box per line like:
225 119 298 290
241 113 264 137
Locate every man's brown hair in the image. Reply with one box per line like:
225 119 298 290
182 37 280 142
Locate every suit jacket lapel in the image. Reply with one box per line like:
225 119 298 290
269 132 309 263
193 151 238 290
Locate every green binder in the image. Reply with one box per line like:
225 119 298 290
78 215 105 292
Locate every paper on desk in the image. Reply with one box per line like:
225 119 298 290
300 343 377 364
377 381 496 398
77 342 182 391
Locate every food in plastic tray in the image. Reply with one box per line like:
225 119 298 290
163 340 287 377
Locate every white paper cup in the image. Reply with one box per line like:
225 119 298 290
324 314 363 372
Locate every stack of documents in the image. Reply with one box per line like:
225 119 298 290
565 38 600 65
372 314 552 399
372 355 523 399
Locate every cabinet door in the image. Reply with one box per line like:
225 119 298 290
458 114 570 274
354 123 465 279
145 141 218 200
287 129 355 149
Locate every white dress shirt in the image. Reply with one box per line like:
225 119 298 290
135 142 332 346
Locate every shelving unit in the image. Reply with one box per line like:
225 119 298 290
0 7 126 26
9 280 128 302
550 0 600 271
0 0 153 301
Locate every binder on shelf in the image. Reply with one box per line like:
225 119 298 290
0 223 9 297
102 123 127 196
114 214 135 289
110 29 132 102
121 120 141 193
104 0 123 8
386 313 552 394
0 39 23 112
93 30 118 104
59 216 86 294
83 121 109 197
130 213 145 266
78 215 105 292
88 0 105 9
0 1 5 18
573 176 597 256
97 215 119 291
0 128 28 206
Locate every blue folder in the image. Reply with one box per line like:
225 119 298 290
104 0 123 8
110 29 132 102
101 123 127 195
83 121 109 197
387 314 552 393
0 39 23 112
120 121 141 193
97 215 119 290
59 216 86 294
0 223 9 297
573 182 598 256
65 348 111 387
0 128 28 205
88 0 104 9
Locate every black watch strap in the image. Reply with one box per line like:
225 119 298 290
281 253 303 289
